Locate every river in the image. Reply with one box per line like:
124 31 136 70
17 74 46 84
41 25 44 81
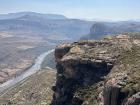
0 49 54 92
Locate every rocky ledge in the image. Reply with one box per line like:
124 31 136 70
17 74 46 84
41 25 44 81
51 33 140 105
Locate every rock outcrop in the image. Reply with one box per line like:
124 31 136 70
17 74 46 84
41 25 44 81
81 22 140 40
51 33 140 105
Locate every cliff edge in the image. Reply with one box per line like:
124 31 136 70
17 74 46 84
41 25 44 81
51 33 140 105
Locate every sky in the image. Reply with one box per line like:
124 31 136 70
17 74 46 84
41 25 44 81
0 0 140 21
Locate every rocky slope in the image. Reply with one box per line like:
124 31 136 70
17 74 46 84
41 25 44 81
51 33 140 105
0 68 56 105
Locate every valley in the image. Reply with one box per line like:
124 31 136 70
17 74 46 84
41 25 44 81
0 12 93 85
0 49 54 92
0 12 140 105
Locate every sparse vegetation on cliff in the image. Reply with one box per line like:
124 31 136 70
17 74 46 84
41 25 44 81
51 33 140 105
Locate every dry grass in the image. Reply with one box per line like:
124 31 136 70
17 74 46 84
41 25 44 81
0 68 56 105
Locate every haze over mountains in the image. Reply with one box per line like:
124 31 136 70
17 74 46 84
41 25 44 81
1 12 140 41
0 12 93 41
0 12 67 20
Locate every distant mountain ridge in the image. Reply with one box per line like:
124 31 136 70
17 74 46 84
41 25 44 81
0 12 67 20
0 12 93 41
1 12 140 41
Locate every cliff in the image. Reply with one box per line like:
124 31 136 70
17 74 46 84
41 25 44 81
81 22 140 40
51 33 140 105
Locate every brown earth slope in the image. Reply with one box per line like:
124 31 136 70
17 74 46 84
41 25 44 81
0 68 56 105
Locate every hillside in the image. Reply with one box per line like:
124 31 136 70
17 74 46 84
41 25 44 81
52 33 140 105
0 68 56 105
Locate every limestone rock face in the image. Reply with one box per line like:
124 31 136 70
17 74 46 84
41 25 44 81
51 34 140 105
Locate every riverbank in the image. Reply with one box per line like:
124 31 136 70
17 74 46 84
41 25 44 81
0 49 54 92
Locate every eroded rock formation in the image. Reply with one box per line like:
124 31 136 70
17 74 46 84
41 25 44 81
51 33 140 105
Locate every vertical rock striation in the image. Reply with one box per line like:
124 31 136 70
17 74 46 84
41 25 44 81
104 86 121 105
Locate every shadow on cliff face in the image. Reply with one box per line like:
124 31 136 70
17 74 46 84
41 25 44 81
51 58 114 105
51 42 116 105
70 61 113 105
75 61 113 86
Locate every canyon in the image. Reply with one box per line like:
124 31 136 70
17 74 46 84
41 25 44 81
0 12 140 105
0 33 140 105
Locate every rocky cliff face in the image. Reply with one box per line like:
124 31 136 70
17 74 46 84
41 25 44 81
51 33 140 105
81 22 140 40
